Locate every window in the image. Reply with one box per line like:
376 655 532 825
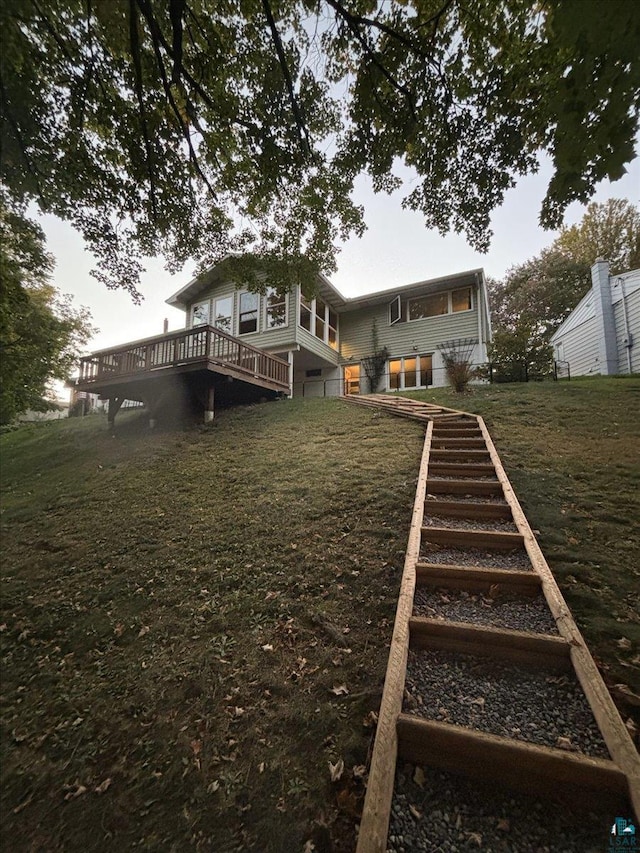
299 294 312 332
388 354 433 390
452 287 472 312
192 300 210 327
266 287 287 328
409 292 448 320
298 293 338 347
238 291 258 334
214 295 233 334
389 296 401 325
328 308 338 349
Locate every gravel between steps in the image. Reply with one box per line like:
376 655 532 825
387 764 611 852
423 516 518 532
404 649 609 758
420 547 532 570
413 588 559 634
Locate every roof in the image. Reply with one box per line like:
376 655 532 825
166 259 485 313
551 267 640 342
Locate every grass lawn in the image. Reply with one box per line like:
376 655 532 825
1 377 638 851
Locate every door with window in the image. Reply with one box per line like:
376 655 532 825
344 364 360 395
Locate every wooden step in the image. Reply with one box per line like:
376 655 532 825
396 716 627 811
422 526 525 551
429 463 497 478
409 617 570 669
431 438 487 449
424 499 512 520
427 479 504 496
430 449 491 461
416 563 541 594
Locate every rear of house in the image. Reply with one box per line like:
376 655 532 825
551 261 640 376
167 262 492 398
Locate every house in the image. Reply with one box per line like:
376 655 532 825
75 260 492 426
550 260 640 377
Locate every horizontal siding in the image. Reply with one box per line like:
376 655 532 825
185 279 297 350
556 315 600 376
295 326 341 365
339 299 480 362
614 286 640 373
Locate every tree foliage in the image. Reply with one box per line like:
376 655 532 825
488 199 640 377
1 0 639 298
0 201 94 424
553 198 640 275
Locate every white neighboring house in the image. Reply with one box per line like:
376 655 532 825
551 260 640 376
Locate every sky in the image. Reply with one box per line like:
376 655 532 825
41 153 640 358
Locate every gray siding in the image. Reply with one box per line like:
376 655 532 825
556 315 600 375
185 278 298 351
339 292 481 362
614 286 640 373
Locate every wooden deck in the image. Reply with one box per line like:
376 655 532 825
76 325 290 395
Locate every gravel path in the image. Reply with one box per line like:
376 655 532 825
420 547 532 570
387 764 610 852
404 649 609 758
423 516 517 532
413 588 559 634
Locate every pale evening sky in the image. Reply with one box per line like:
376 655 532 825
41 153 640 357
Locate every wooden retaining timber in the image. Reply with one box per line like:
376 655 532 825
341 393 640 853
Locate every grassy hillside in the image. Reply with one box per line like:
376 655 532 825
1 378 639 851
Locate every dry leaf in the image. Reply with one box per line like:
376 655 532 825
466 832 482 847
330 684 349 696
413 766 426 788
138 625 150 638
556 736 574 751
261 644 274 652
617 637 632 651
328 759 344 782
258 762 265 774
303 842 316 853
497 818 510 832
409 804 422 820
64 782 87 801
352 765 367 780
113 623 125 637
94 778 111 795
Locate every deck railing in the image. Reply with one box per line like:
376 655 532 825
78 326 290 389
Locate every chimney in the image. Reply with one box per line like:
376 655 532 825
591 259 618 375
163 318 169 334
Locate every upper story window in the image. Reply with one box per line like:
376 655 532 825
298 293 338 348
452 287 473 312
192 300 210 327
238 291 258 334
214 295 233 334
409 292 448 320
266 287 287 328
407 287 473 322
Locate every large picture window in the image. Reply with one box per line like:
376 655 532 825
266 287 287 328
238 291 258 334
214 295 233 334
407 287 474 321
409 293 448 320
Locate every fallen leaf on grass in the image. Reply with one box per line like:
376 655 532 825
330 684 349 696
261 644 274 652
138 625 150 638
617 637 632 651
352 765 367 780
63 782 87 801
466 832 482 847
94 778 111 795
328 759 344 782
113 623 125 637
